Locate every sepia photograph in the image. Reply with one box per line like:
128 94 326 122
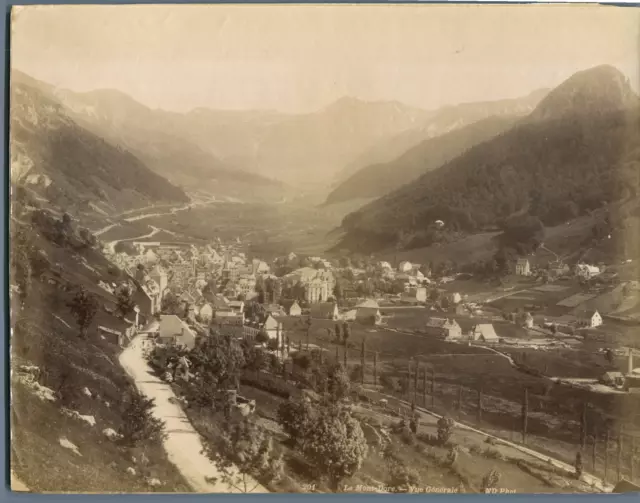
8 3 640 494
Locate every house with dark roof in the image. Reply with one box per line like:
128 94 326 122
355 299 381 325
425 318 461 339
310 302 339 320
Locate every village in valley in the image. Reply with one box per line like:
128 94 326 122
105 235 640 397
75 219 640 493
10 4 640 495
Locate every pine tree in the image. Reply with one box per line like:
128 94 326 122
360 339 365 385
617 429 623 482
591 427 597 473
373 352 378 387
580 402 588 450
430 367 435 408
522 387 529 445
67 287 99 338
604 430 610 483
413 360 418 404
306 316 312 351
477 384 483 426
631 436 636 481
422 364 427 407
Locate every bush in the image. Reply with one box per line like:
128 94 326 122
118 388 166 446
437 416 455 445
483 447 505 461
574 452 583 479
255 331 269 344
400 426 415 446
469 444 483 456
445 446 459 467
292 353 312 371
481 469 501 493
277 397 317 446
240 373 293 399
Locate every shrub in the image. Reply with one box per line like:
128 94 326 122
277 397 317 447
483 447 505 461
302 404 368 492
409 414 418 434
292 353 312 371
574 452 583 479
481 469 502 493
240 373 293 399
118 388 166 446
400 426 415 446
445 446 459 467
437 416 455 445
469 444 483 456
255 331 269 344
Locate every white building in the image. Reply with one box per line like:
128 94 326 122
580 310 603 328
574 263 601 280
515 258 531 276
398 261 413 273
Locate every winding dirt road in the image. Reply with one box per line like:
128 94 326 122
119 336 268 493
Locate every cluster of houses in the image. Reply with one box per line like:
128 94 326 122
424 317 500 343
599 348 640 393
514 257 602 281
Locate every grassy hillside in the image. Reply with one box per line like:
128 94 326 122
9 212 190 492
10 80 189 216
11 70 287 202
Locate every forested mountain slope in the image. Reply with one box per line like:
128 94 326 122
325 115 519 205
338 65 640 252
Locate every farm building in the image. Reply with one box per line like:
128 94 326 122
515 258 531 276
576 309 603 328
355 299 381 325
470 324 499 342
425 318 462 339
310 302 339 320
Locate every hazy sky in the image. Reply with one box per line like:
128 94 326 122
11 4 640 113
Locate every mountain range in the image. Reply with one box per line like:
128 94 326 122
330 89 549 188
337 65 640 253
10 78 189 215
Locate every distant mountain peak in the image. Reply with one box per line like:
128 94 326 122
530 64 638 122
